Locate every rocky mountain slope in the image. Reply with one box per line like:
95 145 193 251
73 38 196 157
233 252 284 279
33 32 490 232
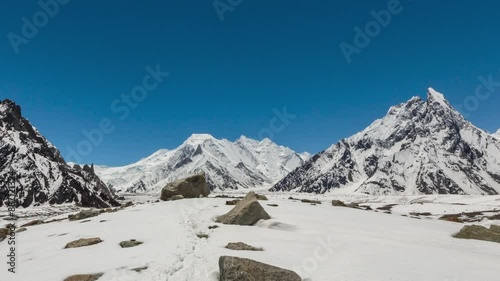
95 134 310 192
0 99 119 208
271 88 500 195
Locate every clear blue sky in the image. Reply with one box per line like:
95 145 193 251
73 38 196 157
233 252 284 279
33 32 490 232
1 0 500 166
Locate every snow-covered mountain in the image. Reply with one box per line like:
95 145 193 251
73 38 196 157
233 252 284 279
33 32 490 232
271 88 500 195
95 134 310 193
493 129 500 140
0 99 119 208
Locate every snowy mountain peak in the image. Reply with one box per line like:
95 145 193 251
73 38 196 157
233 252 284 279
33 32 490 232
272 88 500 195
95 135 310 193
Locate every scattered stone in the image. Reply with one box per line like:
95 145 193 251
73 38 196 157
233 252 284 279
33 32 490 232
116 196 126 201
68 210 101 221
197 233 209 239
331 200 346 207
219 256 301 281
377 204 397 211
16 227 27 233
226 200 241 206
64 273 104 281
99 220 107 223
161 173 210 200
267 204 278 207
21 220 44 227
65 238 103 249
215 195 244 199
225 242 263 251
288 197 299 201
410 212 433 217
301 199 321 204
255 194 268 201
209 225 220 230
216 192 271 226
346 202 361 209
80 220 91 223
453 225 500 243
171 195 185 201
120 240 143 248
131 266 148 273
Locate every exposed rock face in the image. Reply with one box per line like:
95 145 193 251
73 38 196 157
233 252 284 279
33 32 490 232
453 225 500 243
271 89 500 195
219 256 301 281
94 134 310 193
0 99 119 208
65 238 103 249
160 173 210 200
216 192 271 225
225 242 263 251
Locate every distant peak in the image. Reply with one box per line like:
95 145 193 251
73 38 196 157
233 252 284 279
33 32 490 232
184 133 215 146
188 133 214 140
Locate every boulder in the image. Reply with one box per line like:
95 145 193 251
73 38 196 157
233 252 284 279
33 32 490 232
64 274 103 281
65 238 103 249
160 173 210 200
119 239 143 248
225 242 263 251
219 256 301 281
216 192 271 226
68 210 101 221
453 225 500 243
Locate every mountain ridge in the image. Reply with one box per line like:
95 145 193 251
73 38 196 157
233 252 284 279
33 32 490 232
95 134 310 193
271 88 500 195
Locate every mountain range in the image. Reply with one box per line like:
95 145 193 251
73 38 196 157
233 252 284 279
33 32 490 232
95 134 310 193
0 99 119 208
271 88 500 195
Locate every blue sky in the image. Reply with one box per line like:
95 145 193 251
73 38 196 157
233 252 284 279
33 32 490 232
1 0 500 166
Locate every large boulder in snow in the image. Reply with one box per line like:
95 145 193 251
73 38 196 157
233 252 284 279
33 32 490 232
64 238 103 249
216 192 271 225
453 225 500 243
64 274 103 281
160 173 210 200
219 256 301 281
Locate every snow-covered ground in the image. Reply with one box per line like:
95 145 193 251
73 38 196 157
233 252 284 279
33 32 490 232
1 194 500 281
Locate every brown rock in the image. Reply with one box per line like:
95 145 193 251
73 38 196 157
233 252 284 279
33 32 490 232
160 173 210 200
219 256 301 281
216 192 271 226
225 242 263 251
65 238 103 249
64 274 103 281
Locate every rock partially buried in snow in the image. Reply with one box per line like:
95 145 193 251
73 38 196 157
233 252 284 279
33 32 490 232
65 238 103 249
160 173 210 200
453 225 500 243
225 242 263 251
255 194 268 200
68 210 101 221
216 192 271 226
64 273 103 281
120 239 143 248
0 227 10 242
219 256 301 281
331 200 346 207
